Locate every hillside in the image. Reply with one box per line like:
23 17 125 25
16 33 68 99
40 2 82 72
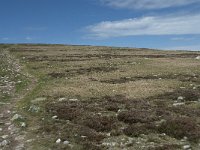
1 44 200 150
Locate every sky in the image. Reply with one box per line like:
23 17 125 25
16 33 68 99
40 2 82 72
1 0 200 50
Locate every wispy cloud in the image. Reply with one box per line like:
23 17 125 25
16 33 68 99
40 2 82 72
25 37 33 40
171 37 196 41
165 45 200 51
25 27 47 31
1 37 9 40
101 0 200 10
86 13 200 38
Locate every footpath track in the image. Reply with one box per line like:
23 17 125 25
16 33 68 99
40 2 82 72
0 48 36 150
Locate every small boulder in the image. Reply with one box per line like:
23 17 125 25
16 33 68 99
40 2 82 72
0 140 9 146
11 114 22 121
31 97 46 104
63 140 70 145
183 145 191 149
20 122 26 127
58 97 66 102
177 96 184 101
28 105 40 113
52 115 58 119
195 56 200 60
56 138 61 144
2 135 9 139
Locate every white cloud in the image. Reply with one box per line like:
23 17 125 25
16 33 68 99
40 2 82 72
101 0 200 9
164 45 200 51
171 37 195 41
25 27 47 31
87 14 200 38
1 37 9 40
25 37 32 40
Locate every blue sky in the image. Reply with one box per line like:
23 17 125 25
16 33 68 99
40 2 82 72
1 0 200 50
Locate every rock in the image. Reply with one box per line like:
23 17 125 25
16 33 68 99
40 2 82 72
28 105 40 113
11 114 22 121
106 133 111 137
63 140 70 145
5 122 11 125
15 135 25 141
69 99 79 102
26 139 34 143
183 145 191 149
56 138 61 144
58 97 66 102
195 56 200 60
0 128 2 132
102 142 117 147
52 115 58 119
193 87 197 90
180 87 186 89
183 136 188 140
0 114 3 118
31 97 46 104
15 143 24 150
20 122 26 127
2 135 9 139
173 102 185 106
0 140 9 146
177 96 184 101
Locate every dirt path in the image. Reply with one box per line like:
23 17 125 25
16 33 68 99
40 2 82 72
0 48 36 150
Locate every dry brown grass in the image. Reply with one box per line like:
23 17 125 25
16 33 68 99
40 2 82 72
7 44 200 149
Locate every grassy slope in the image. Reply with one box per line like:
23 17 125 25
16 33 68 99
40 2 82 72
4 44 200 149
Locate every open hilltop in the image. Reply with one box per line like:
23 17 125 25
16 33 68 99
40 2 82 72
1 44 200 150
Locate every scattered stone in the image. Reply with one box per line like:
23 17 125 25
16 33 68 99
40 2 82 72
69 98 79 102
5 122 11 126
15 135 25 141
56 138 61 144
15 143 24 150
31 97 46 104
183 145 191 149
180 87 186 89
28 105 40 113
102 142 117 147
173 102 185 106
106 133 111 137
0 102 10 105
193 87 197 90
195 56 200 60
52 115 58 119
11 114 22 121
63 140 70 145
0 114 3 118
1 135 9 139
0 140 9 147
183 136 188 140
58 97 66 102
26 139 34 143
20 122 26 127
177 96 184 101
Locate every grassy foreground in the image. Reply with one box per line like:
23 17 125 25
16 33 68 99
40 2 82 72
1 44 200 149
